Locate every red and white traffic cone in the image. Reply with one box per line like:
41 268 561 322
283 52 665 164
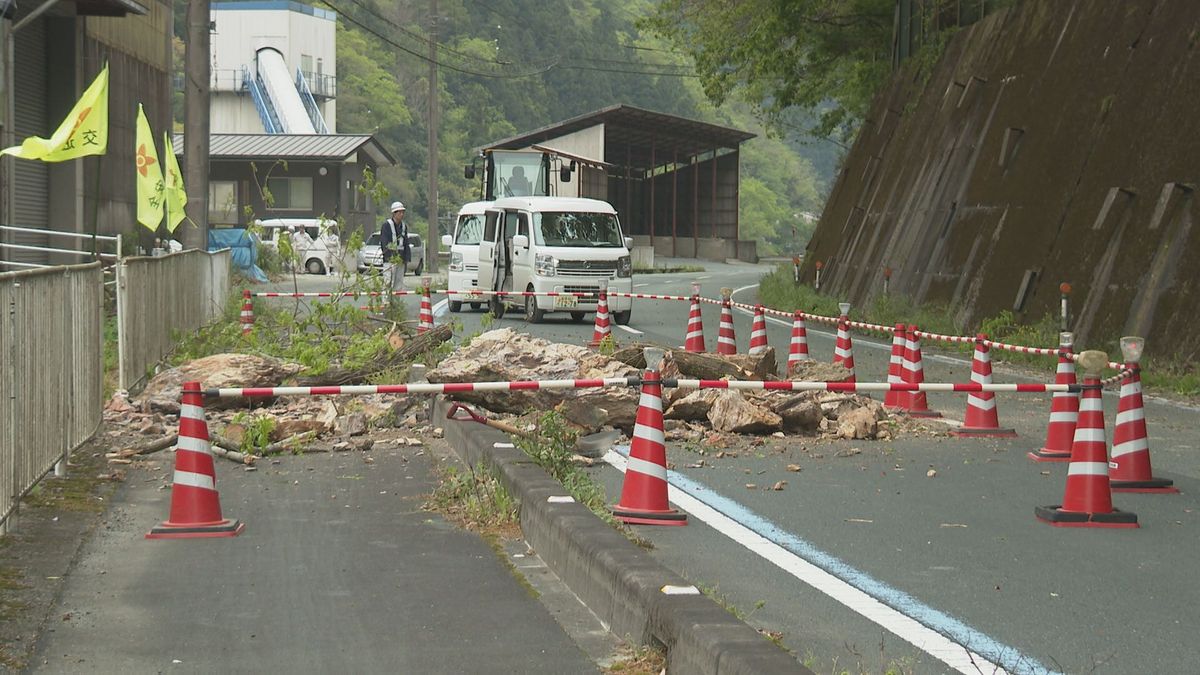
417 278 434 333
1036 352 1138 528
953 335 1016 437
832 303 855 383
147 381 244 539
612 349 687 526
684 292 706 353
787 311 812 376
1110 337 1177 493
240 289 254 335
716 288 736 355
900 325 941 417
884 323 906 409
590 289 613 348
1029 332 1078 462
748 305 769 355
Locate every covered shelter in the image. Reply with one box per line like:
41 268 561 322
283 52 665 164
482 104 756 261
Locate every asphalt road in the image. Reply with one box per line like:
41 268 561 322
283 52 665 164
407 260 1199 674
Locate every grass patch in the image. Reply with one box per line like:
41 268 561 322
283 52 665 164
21 471 109 514
424 464 520 537
0 566 30 669
604 644 667 673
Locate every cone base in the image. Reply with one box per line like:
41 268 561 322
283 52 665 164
1111 477 1178 494
1028 449 1072 463
611 505 687 526
953 426 1017 438
1034 506 1138 528
146 519 245 539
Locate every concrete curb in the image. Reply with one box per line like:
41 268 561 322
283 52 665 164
433 397 811 675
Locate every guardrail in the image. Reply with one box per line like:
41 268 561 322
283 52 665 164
1 263 105 534
117 250 232 391
0 224 121 286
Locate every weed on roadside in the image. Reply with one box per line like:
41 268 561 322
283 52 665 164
424 464 519 537
604 643 667 673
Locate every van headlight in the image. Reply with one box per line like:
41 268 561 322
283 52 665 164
617 255 632 278
449 251 463 272
535 254 557 277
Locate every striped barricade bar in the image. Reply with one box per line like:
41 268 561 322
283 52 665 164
251 290 426 298
1101 367 1136 387
982 339 1061 358
662 379 1093 394
205 376 640 399
607 292 692 302
912 330 975 345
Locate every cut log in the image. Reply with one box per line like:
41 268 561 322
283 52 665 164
295 323 453 387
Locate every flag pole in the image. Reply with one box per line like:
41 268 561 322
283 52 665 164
91 152 102 258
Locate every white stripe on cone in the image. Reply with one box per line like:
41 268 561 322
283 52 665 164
1067 462 1110 476
172 470 216 490
633 423 667 447
1112 437 1150 458
626 455 668 481
176 434 212 453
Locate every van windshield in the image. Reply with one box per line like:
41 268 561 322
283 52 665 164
455 214 484 245
533 212 623 248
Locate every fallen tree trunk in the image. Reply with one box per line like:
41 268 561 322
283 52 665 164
210 434 260 465
294 323 453 386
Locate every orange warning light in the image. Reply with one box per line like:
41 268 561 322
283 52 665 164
1059 282 1072 295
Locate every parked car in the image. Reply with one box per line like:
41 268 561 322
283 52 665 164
357 231 426 276
442 201 489 312
256 218 341 275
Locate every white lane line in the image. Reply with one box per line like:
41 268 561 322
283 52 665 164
634 283 650 288
696 275 711 280
603 450 1025 675
432 298 449 319
616 324 643 336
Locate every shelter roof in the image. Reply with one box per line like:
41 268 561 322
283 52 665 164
172 133 395 166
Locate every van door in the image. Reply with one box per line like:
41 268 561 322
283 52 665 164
511 211 533 294
477 209 501 293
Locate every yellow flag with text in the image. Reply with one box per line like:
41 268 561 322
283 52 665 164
0 65 108 162
135 105 164 231
162 132 187 232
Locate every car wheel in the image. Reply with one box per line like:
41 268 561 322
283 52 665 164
570 311 586 323
448 300 462 313
470 302 482 311
489 296 506 319
613 310 632 326
525 293 545 324
306 258 325 275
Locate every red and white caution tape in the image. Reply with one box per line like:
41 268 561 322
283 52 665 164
608 292 691 302
205 377 638 399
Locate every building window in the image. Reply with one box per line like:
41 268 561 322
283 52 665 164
209 180 238 225
266 177 313 211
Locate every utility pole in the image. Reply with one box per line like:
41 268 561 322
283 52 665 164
182 0 211 251
426 0 439 273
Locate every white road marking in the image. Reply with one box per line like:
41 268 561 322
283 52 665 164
616 324 643 335
432 298 448 318
696 275 711 280
634 283 650 288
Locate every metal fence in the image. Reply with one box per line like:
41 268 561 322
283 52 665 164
117 249 232 391
1 263 105 533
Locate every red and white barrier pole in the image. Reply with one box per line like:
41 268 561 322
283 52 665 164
717 287 737 355
240 289 254 335
1109 337 1177 493
684 282 706 353
206 377 639 399
1029 332 1078 462
667 379 1090 394
953 334 1016 437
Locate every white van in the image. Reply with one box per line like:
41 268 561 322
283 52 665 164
256 217 342 275
441 201 489 312
476 196 633 324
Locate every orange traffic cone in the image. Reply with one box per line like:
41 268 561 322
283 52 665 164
884 323 906 409
1110 337 1177 493
832 303 855 383
611 349 687 526
748 305 769 355
147 382 244 539
417 279 434 333
684 289 706 353
1036 352 1138 528
716 288 736 355
953 335 1015 437
900 325 941 417
1029 332 1078 462
590 287 613 348
240 290 254 335
787 311 812 375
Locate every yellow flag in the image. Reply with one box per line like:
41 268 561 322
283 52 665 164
162 131 187 232
135 105 164 231
1 65 108 162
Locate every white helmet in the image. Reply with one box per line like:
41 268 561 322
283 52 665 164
390 201 405 213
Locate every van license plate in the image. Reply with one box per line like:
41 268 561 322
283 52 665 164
554 295 578 309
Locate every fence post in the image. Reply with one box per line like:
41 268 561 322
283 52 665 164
116 258 128 391
4 279 18 533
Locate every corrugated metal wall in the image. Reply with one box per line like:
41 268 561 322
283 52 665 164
11 16 49 265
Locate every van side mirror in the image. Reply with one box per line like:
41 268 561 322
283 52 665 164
624 237 634 250
559 166 572 182
441 234 453 247
511 234 529 249
464 164 475 180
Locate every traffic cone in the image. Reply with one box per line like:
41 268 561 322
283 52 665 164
590 289 613 348
884 323 906 409
716 288 736 355
953 335 1016 437
832 304 855 383
748 305 769 355
684 294 706 352
240 289 254 335
1036 353 1138 528
147 382 244 539
900 325 941 417
611 349 687 526
417 279 434 333
1110 337 1177 493
787 311 812 376
1029 332 1078 462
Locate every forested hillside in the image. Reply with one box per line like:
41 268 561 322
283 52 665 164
174 1 837 255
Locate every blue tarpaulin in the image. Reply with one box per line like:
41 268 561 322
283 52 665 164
208 228 268 283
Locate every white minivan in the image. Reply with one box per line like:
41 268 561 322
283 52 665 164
441 201 489 312
256 217 342 275
476 196 634 324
